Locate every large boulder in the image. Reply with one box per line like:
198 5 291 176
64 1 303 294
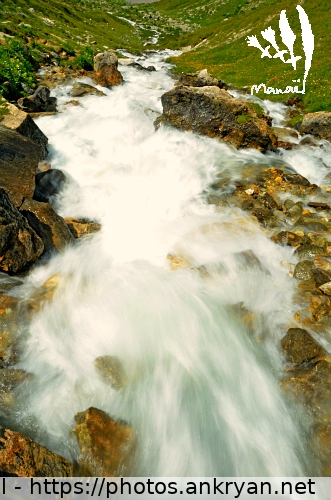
1 104 48 160
0 426 73 476
92 51 123 88
0 126 41 207
0 189 44 274
17 86 57 113
155 86 277 152
20 198 74 254
299 112 331 141
34 169 68 203
73 407 135 476
177 69 227 90
71 83 106 98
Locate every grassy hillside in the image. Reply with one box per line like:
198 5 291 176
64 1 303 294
150 0 331 112
0 0 329 112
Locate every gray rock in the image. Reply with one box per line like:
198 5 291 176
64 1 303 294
300 112 331 141
34 169 68 203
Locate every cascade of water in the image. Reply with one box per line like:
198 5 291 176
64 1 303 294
11 50 326 476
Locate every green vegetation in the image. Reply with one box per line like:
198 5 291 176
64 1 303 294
0 0 329 112
0 39 36 100
236 114 253 124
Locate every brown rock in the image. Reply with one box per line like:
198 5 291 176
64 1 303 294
299 112 331 141
281 328 325 365
0 104 48 160
17 86 57 114
0 426 73 476
71 83 106 98
155 86 277 153
0 189 44 274
73 407 135 476
177 69 227 90
319 281 331 296
92 52 123 88
271 231 302 247
64 218 101 238
20 198 74 253
0 126 42 207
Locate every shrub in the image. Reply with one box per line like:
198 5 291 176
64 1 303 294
74 46 94 70
0 39 37 100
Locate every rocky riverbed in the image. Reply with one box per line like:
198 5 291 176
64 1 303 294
1 48 331 476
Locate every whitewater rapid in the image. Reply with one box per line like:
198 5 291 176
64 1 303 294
9 50 331 476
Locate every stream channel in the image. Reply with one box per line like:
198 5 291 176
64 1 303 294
7 49 331 476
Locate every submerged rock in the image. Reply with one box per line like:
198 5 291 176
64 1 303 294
0 189 44 274
73 407 135 476
17 86 57 113
94 356 127 389
1 104 48 160
64 218 101 238
155 86 276 152
20 198 74 254
0 126 42 207
0 426 73 476
92 51 123 88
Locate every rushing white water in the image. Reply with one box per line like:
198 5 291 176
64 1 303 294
9 50 324 476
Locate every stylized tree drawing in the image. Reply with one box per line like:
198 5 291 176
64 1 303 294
297 5 314 92
261 26 287 62
279 10 301 70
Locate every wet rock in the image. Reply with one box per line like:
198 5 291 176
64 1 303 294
27 274 61 313
167 254 194 270
241 199 254 210
282 173 310 186
294 244 325 260
0 368 29 392
73 407 135 476
64 218 101 239
312 268 331 287
94 356 127 390
314 257 331 273
0 189 44 274
281 359 331 414
294 213 329 232
20 198 74 254
308 202 331 211
0 104 48 160
299 112 331 141
128 62 155 72
271 126 298 142
319 281 331 296
271 231 302 247
17 86 57 113
0 426 73 476
293 260 315 281
155 86 277 152
34 169 68 203
92 51 123 88
70 83 106 98
177 69 227 90
281 328 325 365
0 126 42 207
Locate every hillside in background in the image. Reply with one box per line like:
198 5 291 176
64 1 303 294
0 0 329 112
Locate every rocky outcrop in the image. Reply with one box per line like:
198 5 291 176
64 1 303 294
70 83 106 98
0 426 73 476
34 169 68 203
299 112 331 141
0 189 44 274
17 86 57 113
155 86 277 152
92 51 123 88
20 198 74 254
64 218 101 238
177 69 227 90
1 104 48 160
0 126 41 207
73 407 135 476
281 328 325 365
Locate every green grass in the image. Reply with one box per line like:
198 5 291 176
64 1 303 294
0 0 329 112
